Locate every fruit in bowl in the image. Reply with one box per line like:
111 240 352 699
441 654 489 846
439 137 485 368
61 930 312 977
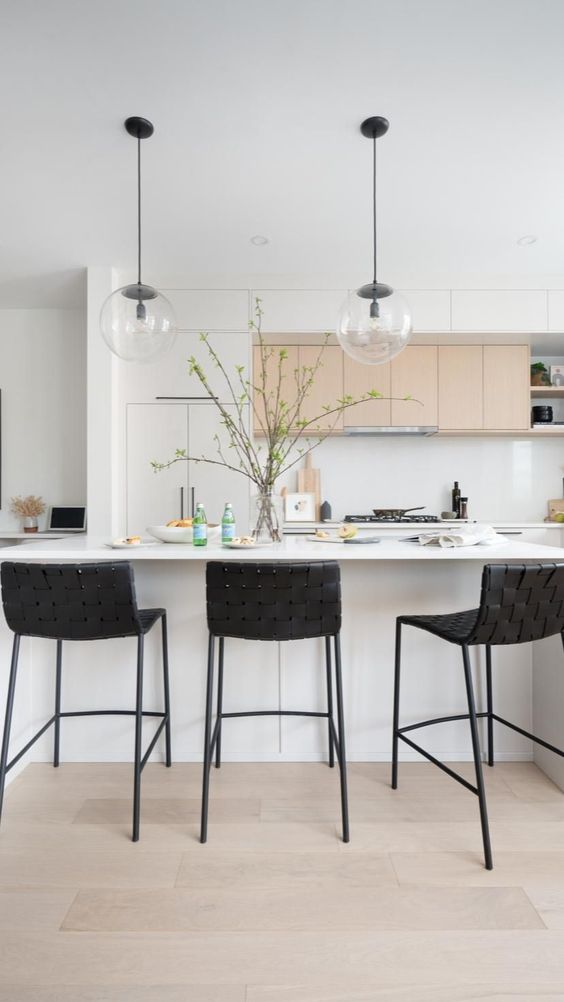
147 522 221 543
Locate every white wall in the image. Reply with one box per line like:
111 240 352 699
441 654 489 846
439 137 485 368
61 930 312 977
0 307 86 782
277 435 564 523
0 308 86 530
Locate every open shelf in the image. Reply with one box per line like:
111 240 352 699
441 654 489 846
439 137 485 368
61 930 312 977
531 386 564 397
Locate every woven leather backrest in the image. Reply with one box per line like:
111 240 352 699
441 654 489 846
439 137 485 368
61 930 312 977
0 561 143 641
206 561 341 641
469 562 564 645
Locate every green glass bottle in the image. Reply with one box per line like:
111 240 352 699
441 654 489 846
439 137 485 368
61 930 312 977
192 503 208 547
221 502 235 545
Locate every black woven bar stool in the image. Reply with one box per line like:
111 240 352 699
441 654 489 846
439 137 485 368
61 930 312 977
392 562 564 870
0 561 172 842
201 560 349 843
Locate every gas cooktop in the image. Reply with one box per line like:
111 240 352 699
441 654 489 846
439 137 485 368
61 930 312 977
344 514 441 524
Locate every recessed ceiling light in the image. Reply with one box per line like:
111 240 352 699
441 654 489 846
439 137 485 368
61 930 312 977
517 234 538 245
250 235 269 246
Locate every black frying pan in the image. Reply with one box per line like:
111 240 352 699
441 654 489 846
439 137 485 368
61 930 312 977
372 506 426 519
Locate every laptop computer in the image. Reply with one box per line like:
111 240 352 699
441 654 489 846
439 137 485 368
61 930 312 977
47 506 87 533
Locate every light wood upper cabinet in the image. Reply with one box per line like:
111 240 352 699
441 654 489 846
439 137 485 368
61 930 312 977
252 345 299 435
391 346 438 426
438 345 483 430
483 345 530 430
343 356 391 427
253 341 532 437
299 345 344 432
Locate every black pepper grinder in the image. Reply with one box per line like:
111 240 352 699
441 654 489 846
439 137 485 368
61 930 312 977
459 497 468 520
451 481 461 518
320 500 332 522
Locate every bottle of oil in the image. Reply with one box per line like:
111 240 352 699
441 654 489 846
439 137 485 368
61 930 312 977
451 481 461 518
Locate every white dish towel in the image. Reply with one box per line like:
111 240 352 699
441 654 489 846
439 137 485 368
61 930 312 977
418 524 506 548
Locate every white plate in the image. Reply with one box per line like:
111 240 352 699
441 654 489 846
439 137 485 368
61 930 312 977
223 541 273 549
105 540 158 550
307 534 347 543
147 524 221 543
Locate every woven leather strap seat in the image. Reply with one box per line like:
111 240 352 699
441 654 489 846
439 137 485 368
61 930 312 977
206 560 341 641
1 561 164 641
393 561 564 872
200 559 349 845
400 563 564 647
0 560 171 843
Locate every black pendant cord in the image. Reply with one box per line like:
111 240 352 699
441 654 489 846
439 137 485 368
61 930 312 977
372 134 377 287
137 136 142 288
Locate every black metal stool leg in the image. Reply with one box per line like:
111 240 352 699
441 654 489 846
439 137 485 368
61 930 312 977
132 634 144 843
485 644 494 767
161 614 172 768
200 633 215 843
215 637 224 769
333 634 350 843
54 640 62 768
325 635 335 768
0 635 20 827
462 644 493 870
391 619 402 790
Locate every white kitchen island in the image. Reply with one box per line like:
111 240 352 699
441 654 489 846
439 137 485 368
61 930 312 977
1 533 564 790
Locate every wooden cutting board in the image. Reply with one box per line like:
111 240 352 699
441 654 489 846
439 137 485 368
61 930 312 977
298 453 321 519
548 499 564 521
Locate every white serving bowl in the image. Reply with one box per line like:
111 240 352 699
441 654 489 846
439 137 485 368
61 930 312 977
147 524 221 544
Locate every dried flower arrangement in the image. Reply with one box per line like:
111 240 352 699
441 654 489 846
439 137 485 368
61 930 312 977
10 495 46 518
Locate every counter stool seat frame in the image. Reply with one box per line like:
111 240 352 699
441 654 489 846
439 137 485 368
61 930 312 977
201 560 349 844
0 561 172 842
392 562 564 870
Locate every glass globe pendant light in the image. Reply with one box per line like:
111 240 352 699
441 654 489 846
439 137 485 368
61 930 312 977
100 117 176 363
337 116 412 365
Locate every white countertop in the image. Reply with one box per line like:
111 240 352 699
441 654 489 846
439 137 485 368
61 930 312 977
2 533 564 562
285 521 564 531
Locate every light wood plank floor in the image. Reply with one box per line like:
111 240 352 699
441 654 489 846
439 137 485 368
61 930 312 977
1 761 564 999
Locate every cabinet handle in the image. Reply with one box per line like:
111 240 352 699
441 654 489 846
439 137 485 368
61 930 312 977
180 486 185 520
191 487 195 518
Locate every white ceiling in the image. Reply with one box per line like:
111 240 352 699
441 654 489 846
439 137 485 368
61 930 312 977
2 0 564 307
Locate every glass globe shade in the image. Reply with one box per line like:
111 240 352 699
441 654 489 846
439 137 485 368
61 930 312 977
337 288 412 365
100 284 177 363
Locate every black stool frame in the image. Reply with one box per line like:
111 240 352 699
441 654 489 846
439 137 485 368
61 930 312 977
201 560 349 844
0 561 172 842
392 562 564 870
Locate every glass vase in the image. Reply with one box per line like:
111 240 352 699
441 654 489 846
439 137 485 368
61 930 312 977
251 491 284 544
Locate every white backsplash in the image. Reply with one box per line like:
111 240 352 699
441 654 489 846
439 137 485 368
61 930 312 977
278 435 564 522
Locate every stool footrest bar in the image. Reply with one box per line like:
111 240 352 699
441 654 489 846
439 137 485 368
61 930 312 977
491 714 564 758
140 717 169 772
59 710 166 718
220 710 330 719
6 715 56 773
399 711 488 734
397 733 479 794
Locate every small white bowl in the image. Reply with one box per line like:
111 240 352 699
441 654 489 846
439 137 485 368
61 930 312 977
147 524 221 544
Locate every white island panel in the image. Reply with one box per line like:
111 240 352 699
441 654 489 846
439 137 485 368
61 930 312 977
0 535 562 775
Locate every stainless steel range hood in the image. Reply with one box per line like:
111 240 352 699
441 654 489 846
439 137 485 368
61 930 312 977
344 426 438 437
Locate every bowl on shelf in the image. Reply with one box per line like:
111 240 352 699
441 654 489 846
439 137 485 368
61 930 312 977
147 523 221 543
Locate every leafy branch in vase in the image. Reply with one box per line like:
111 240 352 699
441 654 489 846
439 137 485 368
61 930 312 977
151 299 420 530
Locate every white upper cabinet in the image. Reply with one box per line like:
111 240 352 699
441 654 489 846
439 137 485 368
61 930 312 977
451 290 548 332
399 290 451 332
548 291 564 332
163 290 249 331
253 290 347 332
120 331 250 403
